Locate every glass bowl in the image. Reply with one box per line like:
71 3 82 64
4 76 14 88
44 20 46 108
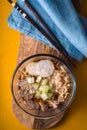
11 54 76 128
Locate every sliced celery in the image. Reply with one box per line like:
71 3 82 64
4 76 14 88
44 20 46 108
39 85 50 93
33 83 39 90
47 92 53 99
40 93 48 100
49 83 53 89
29 88 36 94
41 79 48 85
36 91 41 98
36 76 42 83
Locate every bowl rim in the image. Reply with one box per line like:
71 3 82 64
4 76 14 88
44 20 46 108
11 53 76 119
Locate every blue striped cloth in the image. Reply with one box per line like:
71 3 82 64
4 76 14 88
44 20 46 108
7 0 87 61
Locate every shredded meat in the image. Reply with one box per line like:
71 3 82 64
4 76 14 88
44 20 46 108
39 100 48 112
47 100 58 108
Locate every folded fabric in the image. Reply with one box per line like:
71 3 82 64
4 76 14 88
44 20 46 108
7 0 87 61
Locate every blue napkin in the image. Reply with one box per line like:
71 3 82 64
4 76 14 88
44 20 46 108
7 0 87 61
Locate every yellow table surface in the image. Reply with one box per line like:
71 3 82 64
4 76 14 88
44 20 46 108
0 0 87 130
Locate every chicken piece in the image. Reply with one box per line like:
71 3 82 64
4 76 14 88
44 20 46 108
39 100 48 112
18 79 28 88
63 92 69 99
20 89 33 101
26 100 36 109
34 100 40 110
47 100 58 108
60 64 68 73
18 79 33 90
58 95 65 104
56 87 68 95
51 70 62 82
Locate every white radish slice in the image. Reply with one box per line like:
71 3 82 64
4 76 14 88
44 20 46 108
26 62 37 75
37 60 54 77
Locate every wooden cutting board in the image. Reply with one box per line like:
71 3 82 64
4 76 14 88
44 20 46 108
12 34 74 129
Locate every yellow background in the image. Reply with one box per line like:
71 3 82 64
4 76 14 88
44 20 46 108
0 0 87 130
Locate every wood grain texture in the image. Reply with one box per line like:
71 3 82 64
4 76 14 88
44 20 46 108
17 34 65 64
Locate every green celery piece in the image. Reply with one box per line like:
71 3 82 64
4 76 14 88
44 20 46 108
49 83 55 93
49 88 55 93
49 83 53 89
29 88 36 94
42 85 50 93
36 76 42 83
47 92 53 99
33 83 39 90
41 79 48 86
40 93 48 100
35 91 41 98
